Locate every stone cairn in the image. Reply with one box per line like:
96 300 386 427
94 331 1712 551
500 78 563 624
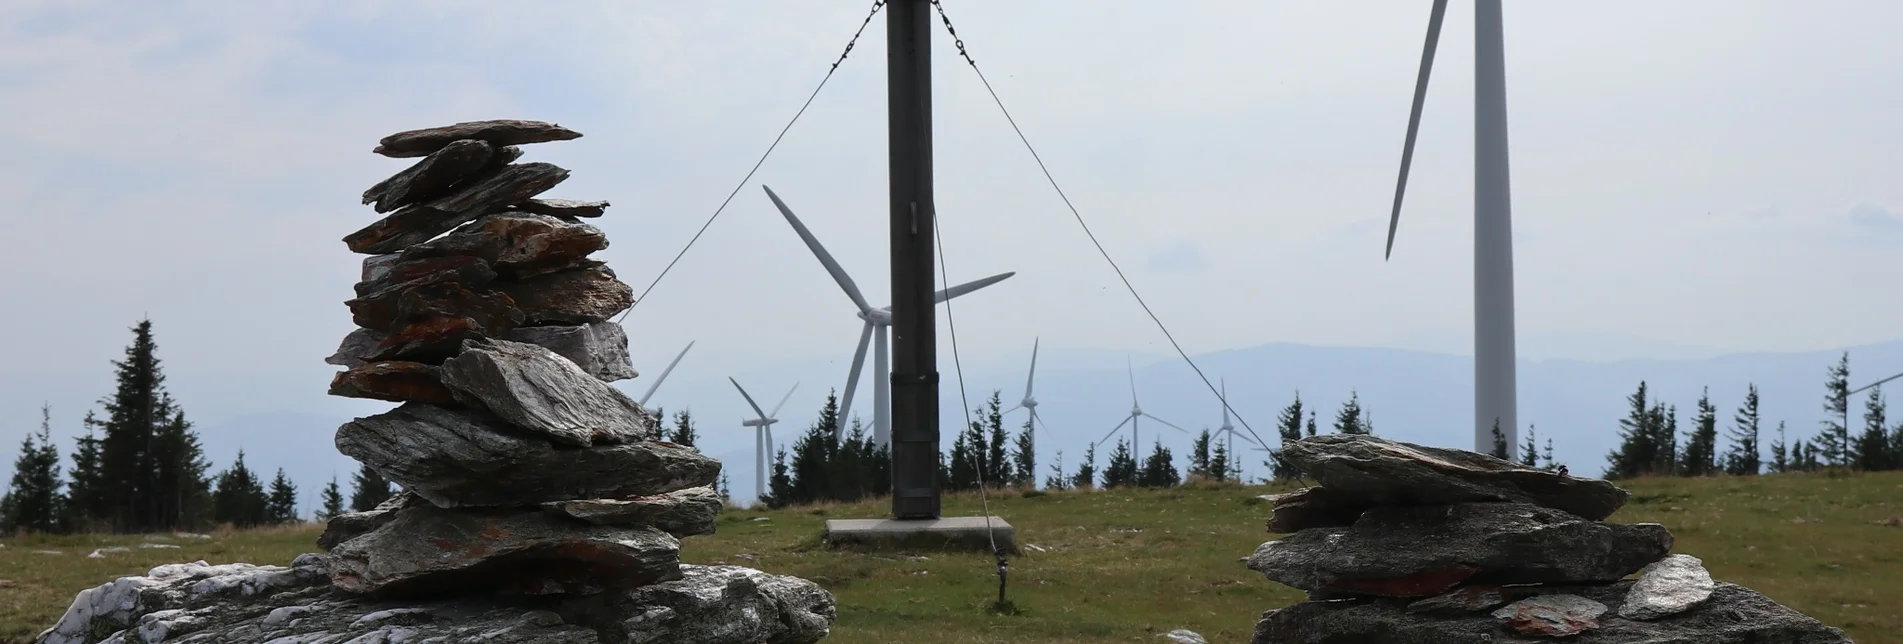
1245 434 1851 643
36 120 836 644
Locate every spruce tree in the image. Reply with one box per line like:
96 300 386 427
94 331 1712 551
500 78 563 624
787 394 841 504
1209 440 1231 483
828 416 865 502
1270 393 1305 481
856 419 890 497
1541 438 1558 471
349 463 392 512
1816 352 1852 467
1011 417 1036 488
1768 421 1790 474
1 405 64 534
762 446 794 509
1490 419 1509 460
1654 404 1680 476
1101 439 1138 488
668 409 699 448
95 319 209 533
64 414 109 532
1854 386 1891 471
1606 381 1658 479
1138 441 1181 488
1334 392 1371 435
1725 384 1763 476
1681 388 1719 476
716 472 732 504
1071 444 1097 490
266 469 298 523
1305 411 1318 438
1519 425 1539 467
983 392 1009 487
152 409 211 529
948 423 978 492
211 451 269 527
1187 430 1213 480
317 478 345 521
1045 451 1070 490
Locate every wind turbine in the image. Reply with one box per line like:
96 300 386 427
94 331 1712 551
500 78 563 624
1385 0 1521 458
1092 358 1189 453
638 341 695 407
762 184 1014 448
1210 379 1264 479
1002 337 1044 446
729 377 798 502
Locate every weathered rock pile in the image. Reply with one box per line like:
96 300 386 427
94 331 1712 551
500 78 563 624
36 120 835 644
1246 434 1851 643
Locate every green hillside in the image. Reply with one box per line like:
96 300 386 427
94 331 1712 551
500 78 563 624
2 472 1897 643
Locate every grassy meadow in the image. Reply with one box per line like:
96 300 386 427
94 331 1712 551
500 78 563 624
1 472 1898 643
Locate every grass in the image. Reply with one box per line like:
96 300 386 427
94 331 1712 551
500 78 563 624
2 472 1899 643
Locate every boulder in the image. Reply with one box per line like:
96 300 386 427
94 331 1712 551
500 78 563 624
506 320 637 382
403 212 608 279
362 138 496 213
344 162 571 255
327 502 682 597
511 198 610 218
37 554 834 644
1247 503 1672 598
1282 434 1629 521
438 338 656 447
317 492 423 551
1249 580 1851 644
1620 554 1716 620
334 403 717 508
366 282 524 364
325 327 387 368
495 261 635 324
1266 486 1376 533
327 360 458 405
375 120 582 158
544 486 722 538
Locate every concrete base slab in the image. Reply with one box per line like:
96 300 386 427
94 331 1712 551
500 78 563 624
823 516 1017 554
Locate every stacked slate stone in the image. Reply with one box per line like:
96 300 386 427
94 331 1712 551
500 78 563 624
1245 434 1851 643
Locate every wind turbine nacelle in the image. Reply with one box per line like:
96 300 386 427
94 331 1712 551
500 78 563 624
1022 397 1037 408
859 308 893 325
742 418 771 427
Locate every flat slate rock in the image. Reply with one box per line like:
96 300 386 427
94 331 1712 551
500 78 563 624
317 492 424 552
511 198 609 218
344 162 571 255
327 502 682 598
439 337 656 447
1250 580 1850 644
1247 502 1672 598
327 360 458 405
403 212 607 279
544 486 722 538
325 327 387 368
1621 554 1716 620
1267 486 1377 533
505 320 636 383
334 402 717 508
365 282 525 364
375 120 582 158
1492 594 1607 637
38 554 833 644
363 138 496 213
1283 434 1629 522
495 260 635 324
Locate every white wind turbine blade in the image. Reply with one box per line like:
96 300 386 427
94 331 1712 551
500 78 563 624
1851 371 1903 396
1144 413 1191 435
1126 357 1139 406
762 185 873 315
770 383 800 419
838 321 874 425
639 341 695 406
933 271 1015 304
1024 337 1039 400
1003 403 1024 415
728 377 768 420
1094 415 1133 448
1386 0 1449 260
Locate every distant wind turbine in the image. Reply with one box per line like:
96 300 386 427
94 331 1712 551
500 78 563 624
1385 0 1521 458
1002 337 1044 446
1092 358 1189 452
1211 379 1264 478
762 184 1014 448
638 341 695 407
729 377 798 501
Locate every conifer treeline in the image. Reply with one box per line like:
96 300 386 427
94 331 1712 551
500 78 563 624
1606 353 1903 478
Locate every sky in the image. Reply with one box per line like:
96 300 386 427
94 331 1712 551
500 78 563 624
2 1 1901 501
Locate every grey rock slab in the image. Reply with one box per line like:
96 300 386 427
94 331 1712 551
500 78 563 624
1247 502 1672 597
327 502 681 598
325 327 387 368
402 212 608 280
1620 554 1716 620
363 138 496 213
438 337 656 447
375 120 582 158
1266 486 1377 533
343 162 571 255
37 553 835 644
544 486 721 537
361 252 402 283
1284 434 1630 521
1160 628 1208 644
316 492 422 552
334 402 718 508
1250 580 1851 644
505 320 636 383
1491 594 1606 637
511 198 609 218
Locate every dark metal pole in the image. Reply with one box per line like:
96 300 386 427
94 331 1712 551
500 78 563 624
887 0 940 520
